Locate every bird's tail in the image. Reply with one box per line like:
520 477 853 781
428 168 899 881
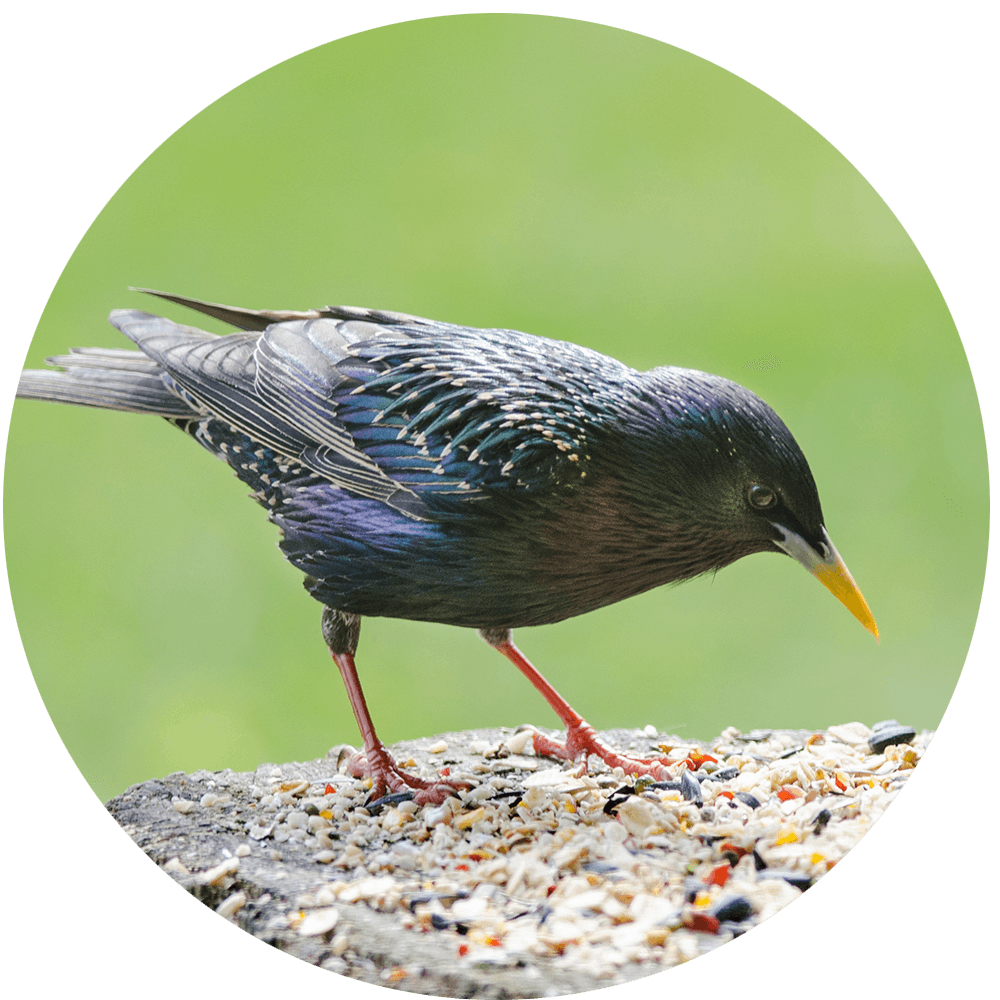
17 346 193 417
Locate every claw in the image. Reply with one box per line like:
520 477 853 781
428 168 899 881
344 744 470 805
525 723 681 781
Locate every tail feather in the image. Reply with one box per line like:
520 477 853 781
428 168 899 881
17 346 194 417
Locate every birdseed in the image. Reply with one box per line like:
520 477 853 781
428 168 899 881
110 721 927 994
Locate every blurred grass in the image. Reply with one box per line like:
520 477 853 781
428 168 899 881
3 15 987 803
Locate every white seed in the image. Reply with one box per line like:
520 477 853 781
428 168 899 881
298 908 340 937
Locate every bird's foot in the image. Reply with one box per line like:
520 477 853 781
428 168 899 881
524 722 690 781
344 744 470 806
485 637 711 780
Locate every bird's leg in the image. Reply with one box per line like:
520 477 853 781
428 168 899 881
480 627 679 781
323 608 468 805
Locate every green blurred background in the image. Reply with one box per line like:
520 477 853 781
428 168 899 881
3 15 988 804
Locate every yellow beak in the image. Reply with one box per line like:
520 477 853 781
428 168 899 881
773 525 879 641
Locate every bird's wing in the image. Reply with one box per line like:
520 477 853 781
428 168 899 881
113 293 635 511
110 309 428 518
131 287 448 334
21 290 634 520
325 327 630 497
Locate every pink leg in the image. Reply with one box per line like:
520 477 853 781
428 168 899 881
484 631 684 780
332 650 468 805
323 608 468 805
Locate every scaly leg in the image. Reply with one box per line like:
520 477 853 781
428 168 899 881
325 608 468 805
480 627 681 780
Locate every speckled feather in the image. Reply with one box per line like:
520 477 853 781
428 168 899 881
17 294 824 630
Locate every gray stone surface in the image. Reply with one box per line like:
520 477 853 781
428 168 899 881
106 730 920 998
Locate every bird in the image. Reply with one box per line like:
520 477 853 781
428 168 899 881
17 289 878 804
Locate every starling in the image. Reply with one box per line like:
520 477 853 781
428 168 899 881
17 290 877 803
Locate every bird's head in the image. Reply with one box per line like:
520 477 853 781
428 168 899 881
633 368 879 641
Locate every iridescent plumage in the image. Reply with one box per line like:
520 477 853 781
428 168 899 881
18 291 877 801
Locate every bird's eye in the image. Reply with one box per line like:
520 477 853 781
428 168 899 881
747 483 777 509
